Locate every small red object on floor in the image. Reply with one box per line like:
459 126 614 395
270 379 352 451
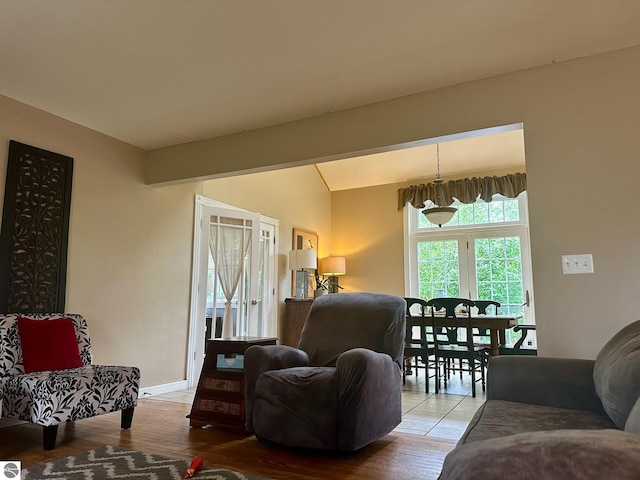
184 456 204 478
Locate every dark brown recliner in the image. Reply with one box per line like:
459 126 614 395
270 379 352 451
244 292 406 450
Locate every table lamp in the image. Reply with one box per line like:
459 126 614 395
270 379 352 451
289 249 317 299
319 256 346 293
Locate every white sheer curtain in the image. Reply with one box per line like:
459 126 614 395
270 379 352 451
209 222 251 337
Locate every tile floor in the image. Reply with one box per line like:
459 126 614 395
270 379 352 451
149 368 485 442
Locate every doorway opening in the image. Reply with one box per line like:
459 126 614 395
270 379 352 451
187 195 279 387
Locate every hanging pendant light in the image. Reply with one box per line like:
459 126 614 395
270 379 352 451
423 143 457 227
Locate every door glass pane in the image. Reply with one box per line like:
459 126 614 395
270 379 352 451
417 240 460 299
474 235 531 346
208 217 252 337
475 237 522 315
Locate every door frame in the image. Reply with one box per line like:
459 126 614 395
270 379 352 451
187 194 279 387
466 227 535 322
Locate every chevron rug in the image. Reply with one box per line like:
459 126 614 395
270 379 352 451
23 445 268 479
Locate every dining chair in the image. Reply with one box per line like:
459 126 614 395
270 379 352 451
498 324 538 355
472 299 501 349
427 297 490 398
403 297 435 393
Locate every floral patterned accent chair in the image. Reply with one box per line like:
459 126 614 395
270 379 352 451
0 313 140 450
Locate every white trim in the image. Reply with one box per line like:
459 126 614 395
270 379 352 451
403 205 411 297
186 197 204 388
195 194 243 211
0 418 26 428
260 214 279 227
138 380 189 398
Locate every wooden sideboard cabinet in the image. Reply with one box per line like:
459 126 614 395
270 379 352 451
283 298 313 347
188 336 277 433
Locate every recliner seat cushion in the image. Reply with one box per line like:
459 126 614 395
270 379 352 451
594 319 640 429
253 366 338 449
459 400 616 445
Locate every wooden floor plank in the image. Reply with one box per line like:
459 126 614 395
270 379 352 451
0 398 455 479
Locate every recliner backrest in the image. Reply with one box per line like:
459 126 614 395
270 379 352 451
298 292 406 368
0 313 92 376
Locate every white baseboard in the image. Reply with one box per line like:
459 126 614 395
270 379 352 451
0 417 26 428
138 380 189 399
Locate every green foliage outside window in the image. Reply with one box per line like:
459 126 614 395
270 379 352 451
417 240 460 300
474 237 524 318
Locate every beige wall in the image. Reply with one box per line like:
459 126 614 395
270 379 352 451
202 165 331 339
147 46 640 360
331 182 404 296
0 94 202 388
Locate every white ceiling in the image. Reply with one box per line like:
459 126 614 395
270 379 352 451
0 1 638 189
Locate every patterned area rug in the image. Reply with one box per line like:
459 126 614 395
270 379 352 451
23 445 268 479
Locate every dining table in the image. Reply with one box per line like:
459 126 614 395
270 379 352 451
431 314 521 356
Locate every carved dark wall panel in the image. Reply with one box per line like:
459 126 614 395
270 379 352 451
0 141 74 313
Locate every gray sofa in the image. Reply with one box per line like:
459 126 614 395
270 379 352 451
440 319 640 479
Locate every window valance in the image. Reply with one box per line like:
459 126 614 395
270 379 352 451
397 173 527 210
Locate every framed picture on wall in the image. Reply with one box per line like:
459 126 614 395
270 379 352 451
291 228 318 298
293 228 318 251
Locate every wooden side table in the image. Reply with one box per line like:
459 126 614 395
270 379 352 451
188 336 277 433
283 298 313 347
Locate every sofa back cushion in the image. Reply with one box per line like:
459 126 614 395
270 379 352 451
0 313 91 376
594 319 640 429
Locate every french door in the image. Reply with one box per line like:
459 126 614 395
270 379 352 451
188 196 278 386
408 227 535 345
206 206 260 338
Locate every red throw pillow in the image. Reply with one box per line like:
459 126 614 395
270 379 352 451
17 317 83 373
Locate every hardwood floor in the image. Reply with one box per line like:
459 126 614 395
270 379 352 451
1 398 456 479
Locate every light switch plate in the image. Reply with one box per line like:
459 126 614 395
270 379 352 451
562 254 594 274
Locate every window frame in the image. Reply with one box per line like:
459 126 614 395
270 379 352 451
404 192 535 337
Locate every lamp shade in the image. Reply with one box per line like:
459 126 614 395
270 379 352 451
319 257 346 276
289 249 317 270
423 206 457 227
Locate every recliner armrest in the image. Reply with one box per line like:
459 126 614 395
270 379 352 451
487 356 606 414
244 345 310 432
336 348 402 450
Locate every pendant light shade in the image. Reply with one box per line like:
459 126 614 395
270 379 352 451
423 206 457 227
423 143 457 227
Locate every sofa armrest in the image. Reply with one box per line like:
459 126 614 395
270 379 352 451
487 356 605 414
336 348 402 450
244 345 309 432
